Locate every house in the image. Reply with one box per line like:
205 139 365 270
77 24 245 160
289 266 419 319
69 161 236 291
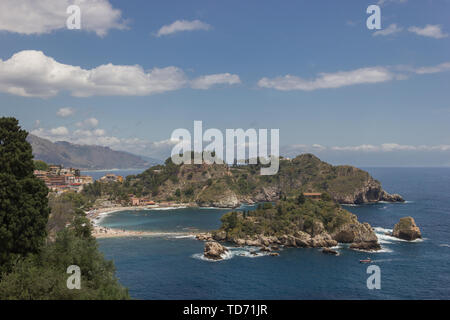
99 173 124 183
303 193 322 200
130 196 155 206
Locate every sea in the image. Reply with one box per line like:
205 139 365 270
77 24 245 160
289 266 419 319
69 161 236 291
96 167 450 299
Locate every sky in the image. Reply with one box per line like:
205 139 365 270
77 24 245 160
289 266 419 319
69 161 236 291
1 0 450 166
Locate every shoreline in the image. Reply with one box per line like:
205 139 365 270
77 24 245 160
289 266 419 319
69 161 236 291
87 203 197 239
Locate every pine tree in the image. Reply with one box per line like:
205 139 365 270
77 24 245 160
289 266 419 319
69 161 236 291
0 117 50 273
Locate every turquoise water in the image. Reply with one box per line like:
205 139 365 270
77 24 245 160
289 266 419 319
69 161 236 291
97 168 450 299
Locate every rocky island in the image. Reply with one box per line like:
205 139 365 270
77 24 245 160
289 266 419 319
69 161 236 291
391 217 422 241
197 195 383 260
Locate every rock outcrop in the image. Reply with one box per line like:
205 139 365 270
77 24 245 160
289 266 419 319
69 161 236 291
332 222 381 251
392 217 422 241
322 248 338 255
204 241 229 260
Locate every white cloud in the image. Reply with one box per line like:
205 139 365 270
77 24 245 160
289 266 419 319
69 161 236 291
49 126 69 136
413 62 450 75
76 118 99 128
190 73 241 89
56 107 75 117
258 67 394 91
373 24 403 36
0 50 238 97
408 25 448 39
156 19 211 37
0 0 127 37
282 143 450 155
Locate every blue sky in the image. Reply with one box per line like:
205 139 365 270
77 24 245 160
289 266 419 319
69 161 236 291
1 0 450 166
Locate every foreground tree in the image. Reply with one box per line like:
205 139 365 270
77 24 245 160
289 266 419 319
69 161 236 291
0 117 50 273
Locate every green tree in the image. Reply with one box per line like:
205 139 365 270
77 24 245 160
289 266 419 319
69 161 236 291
297 193 306 205
0 117 50 273
33 160 49 171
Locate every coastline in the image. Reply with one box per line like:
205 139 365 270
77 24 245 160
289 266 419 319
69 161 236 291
87 203 197 239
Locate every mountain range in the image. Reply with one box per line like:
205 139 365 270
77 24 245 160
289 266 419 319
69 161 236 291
27 134 160 170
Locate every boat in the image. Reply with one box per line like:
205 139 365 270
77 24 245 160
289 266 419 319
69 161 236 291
359 258 372 263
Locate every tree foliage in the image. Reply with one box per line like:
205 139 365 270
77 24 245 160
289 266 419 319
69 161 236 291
0 117 50 273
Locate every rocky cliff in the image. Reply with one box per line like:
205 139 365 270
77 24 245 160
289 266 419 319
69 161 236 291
392 217 422 241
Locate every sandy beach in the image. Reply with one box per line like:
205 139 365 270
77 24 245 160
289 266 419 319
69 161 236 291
87 203 195 239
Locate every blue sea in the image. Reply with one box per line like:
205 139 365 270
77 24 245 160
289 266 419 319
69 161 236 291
97 168 450 299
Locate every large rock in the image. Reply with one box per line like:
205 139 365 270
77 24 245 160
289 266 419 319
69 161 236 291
204 241 229 260
392 217 422 241
332 222 381 251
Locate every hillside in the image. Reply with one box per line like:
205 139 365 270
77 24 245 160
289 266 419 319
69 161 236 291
28 134 159 170
86 153 404 207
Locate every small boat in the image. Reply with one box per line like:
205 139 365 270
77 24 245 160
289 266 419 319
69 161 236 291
359 258 372 263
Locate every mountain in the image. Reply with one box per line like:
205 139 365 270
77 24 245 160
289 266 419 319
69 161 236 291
27 134 159 170
94 153 404 207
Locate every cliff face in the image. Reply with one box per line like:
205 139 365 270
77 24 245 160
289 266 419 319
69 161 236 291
130 154 403 207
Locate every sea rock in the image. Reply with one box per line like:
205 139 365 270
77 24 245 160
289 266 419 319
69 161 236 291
381 191 405 203
322 248 338 255
392 217 422 241
269 252 280 256
260 246 272 252
196 233 213 241
332 222 381 251
204 241 228 260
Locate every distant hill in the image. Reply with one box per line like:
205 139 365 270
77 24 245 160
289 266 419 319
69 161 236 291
27 134 160 170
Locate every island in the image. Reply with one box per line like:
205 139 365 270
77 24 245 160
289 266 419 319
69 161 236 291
197 194 382 260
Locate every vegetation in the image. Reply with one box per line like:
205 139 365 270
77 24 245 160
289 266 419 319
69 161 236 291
34 160 49 171
0 117 50 274
82 152 378 206
217 197 355 240
0 117 129 300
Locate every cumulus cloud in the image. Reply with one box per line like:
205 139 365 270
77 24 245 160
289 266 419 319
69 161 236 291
49 126 69 136
190 73 241 89
373 24 403 36
0 0 127 36
56 107 75 117
413 62 450 75
76 118 99 128
0 50 239 97
156 19 211 37
258 67 394 91
408 25 448 39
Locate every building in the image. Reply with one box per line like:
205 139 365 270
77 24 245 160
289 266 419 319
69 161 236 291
303 193 322 200
33 164 93 193
130 196 155 206
99 173 124 183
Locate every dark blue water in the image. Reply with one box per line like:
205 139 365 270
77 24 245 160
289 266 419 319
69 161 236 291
98 168 450 299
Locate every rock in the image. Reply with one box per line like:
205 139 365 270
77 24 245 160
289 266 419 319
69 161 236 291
269 252 280 256
260 246 272 252
381 191 405 203
196 233 213 241
392 217 422 241
332 222 381 251
213 230 227 241
350 241 381 251
270 245 280 250
204 241 228 260
322 248 338 255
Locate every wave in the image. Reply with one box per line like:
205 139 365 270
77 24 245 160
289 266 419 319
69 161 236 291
439 244 450 248
191 246 274 262
149 206 188 211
